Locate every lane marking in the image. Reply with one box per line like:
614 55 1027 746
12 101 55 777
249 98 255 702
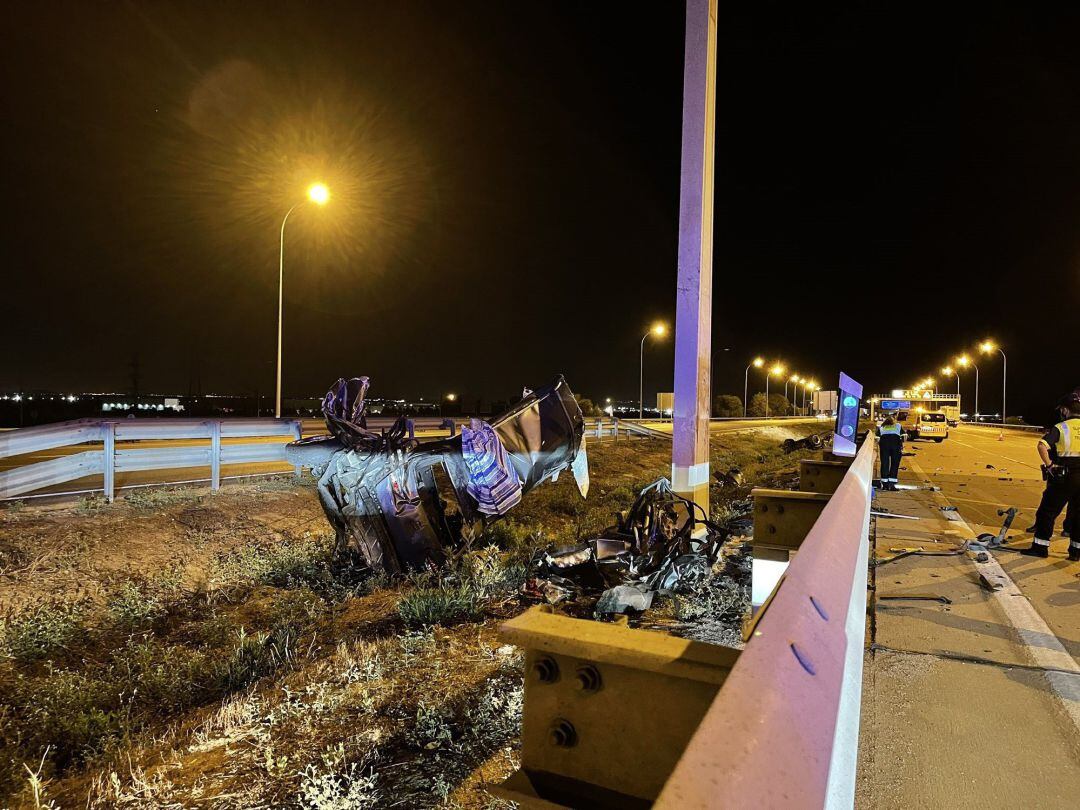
905 455 1080 736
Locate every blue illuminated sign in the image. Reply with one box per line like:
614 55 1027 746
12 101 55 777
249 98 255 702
833 372 864 457
880 400 910 410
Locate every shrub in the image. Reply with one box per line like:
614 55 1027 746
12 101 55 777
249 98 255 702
713 394 743 418
0 600 86 662
106 582 166 631
398 584 482 628
746 392 768 417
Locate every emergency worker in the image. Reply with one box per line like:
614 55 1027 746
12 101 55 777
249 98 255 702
877 416 904 491
1022 392 1080 561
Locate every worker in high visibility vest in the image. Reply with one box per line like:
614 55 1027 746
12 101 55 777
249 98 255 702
876 416 904 491
1022 392 1080 561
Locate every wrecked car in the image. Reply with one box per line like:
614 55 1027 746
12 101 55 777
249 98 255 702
286 375 589 574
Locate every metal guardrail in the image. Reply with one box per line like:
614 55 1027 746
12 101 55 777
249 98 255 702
0 418 304 501
657 432 874 808
961 420 1044 432
496 435 875 808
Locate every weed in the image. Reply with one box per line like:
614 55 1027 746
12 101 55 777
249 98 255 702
77 494 107 513
210 533 362 600
397 584 482 628
0 600 86 662
124 486 195 510
2 499 26 513
106 582 166 630
297 743 380 810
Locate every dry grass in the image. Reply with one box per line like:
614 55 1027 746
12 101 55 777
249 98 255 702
0 427 820 808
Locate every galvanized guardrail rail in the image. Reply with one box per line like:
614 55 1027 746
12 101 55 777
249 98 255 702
495 432 875 809
0 415 820 501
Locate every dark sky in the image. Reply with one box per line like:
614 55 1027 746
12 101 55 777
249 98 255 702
2 2 1077 420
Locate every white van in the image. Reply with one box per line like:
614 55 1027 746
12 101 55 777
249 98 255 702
903 410 949 442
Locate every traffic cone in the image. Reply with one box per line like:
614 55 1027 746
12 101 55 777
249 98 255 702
998 430 1005 442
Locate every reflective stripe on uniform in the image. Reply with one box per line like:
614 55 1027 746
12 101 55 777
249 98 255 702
1057 418 1080 458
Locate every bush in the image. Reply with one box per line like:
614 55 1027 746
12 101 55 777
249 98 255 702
747 392 767 417
573 395 604 417
713 394 743 418
0 600 86 662
398 584 482 627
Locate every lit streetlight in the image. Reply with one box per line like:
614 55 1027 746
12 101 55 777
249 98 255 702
765 363 784 418
787 374 801 415
980 340 1007 423
276 182 330 418
639 322 666 419
743 357 764 417
957 354 979 417
803 380 818 414
941 366 960 398
445 393 457 402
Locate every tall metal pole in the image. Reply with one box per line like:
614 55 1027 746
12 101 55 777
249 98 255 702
639 332 649 420
671 0 717 516
765 374 770 418
997 349 1007 423
973 362 980 418
743 364 751 417
277 202 301 419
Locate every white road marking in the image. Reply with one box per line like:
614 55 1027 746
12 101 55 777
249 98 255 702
906 455 1080 735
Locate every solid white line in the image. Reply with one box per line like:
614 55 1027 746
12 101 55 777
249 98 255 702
906 456 1080 735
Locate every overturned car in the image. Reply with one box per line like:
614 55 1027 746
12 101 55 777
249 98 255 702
287 375 589 574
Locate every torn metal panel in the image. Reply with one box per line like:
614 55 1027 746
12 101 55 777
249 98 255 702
525 478 730 614
287 375 587 574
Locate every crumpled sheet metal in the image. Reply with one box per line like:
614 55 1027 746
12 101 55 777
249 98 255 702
461 419 523 515
525 478 729 613
287 375 587 575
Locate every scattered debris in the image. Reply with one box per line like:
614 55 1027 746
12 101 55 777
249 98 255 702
985 464 995 470
713 467 744 488
525 479 729 614
287 375 588 574
782 434 825 453
968 507 1018 552
878 594 953 605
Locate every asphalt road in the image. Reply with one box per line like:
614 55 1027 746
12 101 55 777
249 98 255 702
857 423 1080 808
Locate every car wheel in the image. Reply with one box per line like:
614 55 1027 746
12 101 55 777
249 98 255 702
934 438 944 443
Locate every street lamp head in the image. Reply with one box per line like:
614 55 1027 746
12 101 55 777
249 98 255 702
445 393 456 402
752 357 764 368
770 363 784 377
957 355 970 367
651 323 666 337
979 340 996 354
941 366 953 376
790 374 800 382
307 182 330 206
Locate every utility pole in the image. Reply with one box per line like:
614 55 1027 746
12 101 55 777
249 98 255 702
671 0 717 516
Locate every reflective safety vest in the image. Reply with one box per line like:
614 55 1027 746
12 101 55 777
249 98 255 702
879 424 903 437
1053 417 1080 458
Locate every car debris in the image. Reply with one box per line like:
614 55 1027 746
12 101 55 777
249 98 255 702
782 434 826 453
713 467 744 488
287 375 588 574
524 478 731 614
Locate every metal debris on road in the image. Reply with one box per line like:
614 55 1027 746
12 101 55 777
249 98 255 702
782 434 826 453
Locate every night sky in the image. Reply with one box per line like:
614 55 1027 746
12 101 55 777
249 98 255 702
3 2 1077 421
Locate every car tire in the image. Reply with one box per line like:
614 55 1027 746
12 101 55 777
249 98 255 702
934 438 944 443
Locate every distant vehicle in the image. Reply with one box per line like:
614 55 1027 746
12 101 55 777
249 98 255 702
902 409 949 442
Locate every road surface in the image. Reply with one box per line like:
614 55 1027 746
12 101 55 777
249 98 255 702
857 424 1080 809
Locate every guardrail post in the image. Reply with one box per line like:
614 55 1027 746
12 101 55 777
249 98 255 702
210 420 221 491
291 419 303 478
103 422 115 502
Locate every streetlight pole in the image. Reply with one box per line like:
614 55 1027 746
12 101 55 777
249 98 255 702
276 203 300 419
276 182 330 419
981 342 1007 423
765 372 770 418
743 358 763 417
639 324 666 419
